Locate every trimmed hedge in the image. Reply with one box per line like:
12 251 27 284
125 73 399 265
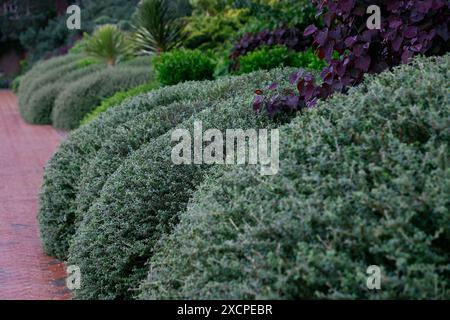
17 55 151 125
80 81 160 126
23 64 104 124
39 68 294 260
18 57 85 121
154 49 216 86
138 54 450 299
67 73 291 299
51 66 152 130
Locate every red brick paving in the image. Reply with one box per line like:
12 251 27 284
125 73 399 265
0 90 71 300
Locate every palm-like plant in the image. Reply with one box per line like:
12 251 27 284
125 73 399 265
84 24 129 66
133 0 183 55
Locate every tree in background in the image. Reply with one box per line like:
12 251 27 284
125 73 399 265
15 0 140 67
84 24 130 66
132 0 185 55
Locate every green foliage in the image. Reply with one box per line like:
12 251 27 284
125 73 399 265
154 49 215 85
17 55 87 123
11 76 22 93
81 81 160 125
77 57 99 69
38 67 293 261
138 54 450 299
238 45 291 73
84 25 130 66
20 0 140 67
0 1 54 43
183 8 248 51
290 48 326 70
132 0 183 54
69 39 88 55
16 50 149 127
67 67 293 299
189 0 232 14
22 64 104 124
238 0 319 34
51 65 152 130
238 46 325 74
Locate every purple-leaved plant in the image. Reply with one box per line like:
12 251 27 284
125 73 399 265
253 0 450 116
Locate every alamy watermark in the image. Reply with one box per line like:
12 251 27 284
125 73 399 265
66 265 81 290
366 265 381 290
367 5 381 30
66 5 81 30
171 121 279 175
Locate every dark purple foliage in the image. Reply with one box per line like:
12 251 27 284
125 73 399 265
230 27 313 70
253 0 450 116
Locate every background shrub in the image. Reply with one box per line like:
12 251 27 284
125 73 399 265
290 48 326 71
22 64 104 124
17 54 82 113
11 76 22 93
238 45 293 73
84 24 130 66
138 54 450 299
238 0 319 33
183 7 249 52
17 0 140 67
238 46 325 74
51 65 152 130
154 48 215 85
230 27 312 70
77 57 99 69
80 81 160 125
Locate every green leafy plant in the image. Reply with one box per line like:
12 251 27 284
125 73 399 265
290 48 326 70
154 48 215 85
84 24 130 66
238 45 324 74
77 57 99 69
238 45 292 73
133 0 183 54
183 7 249 51
11 76 22 93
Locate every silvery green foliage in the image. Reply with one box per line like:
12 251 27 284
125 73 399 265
67 79 287 299
18 54 82 104
138 54 450 299
17 55 151 125
39 68 294 260
24 64 104 124
51 66 152 130
18 55 84 122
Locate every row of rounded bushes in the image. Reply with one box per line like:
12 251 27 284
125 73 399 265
138 54 450 299
52 65 151 130
39 67 293 260
17 55 153 129
39 54 449 299
17 43 323 130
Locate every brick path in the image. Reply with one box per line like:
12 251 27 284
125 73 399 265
0 90 71 300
